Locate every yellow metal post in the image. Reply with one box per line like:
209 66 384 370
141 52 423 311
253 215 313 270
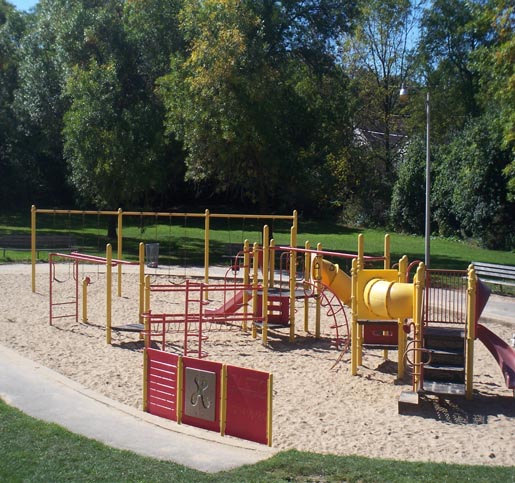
143 347 148 412
357 234 364 270
262 226 269 346
412 263 425 392
304 241 311 333
289 225 297 342
144 275 151 314
397 255 408 379
351 258 359 375
267 373 273 447
252 242 259 339
204 209 210 299
243 239 250 332
177 356 183 424
356 236 365 367
139 243 145 323
384 234 390 269
82 277 90 323
269 239 275 288
220 365 228 436
143 277 151 346
466 265 477 400
315 243 322 339
117 208 123 297
106 243 112 344
31 205 36 293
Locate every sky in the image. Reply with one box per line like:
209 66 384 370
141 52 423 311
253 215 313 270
10 0 38 11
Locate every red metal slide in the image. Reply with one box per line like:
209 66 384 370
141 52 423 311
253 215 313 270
205 290 245 316
476 323 515 390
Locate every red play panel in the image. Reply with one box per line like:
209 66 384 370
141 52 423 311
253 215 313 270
225 365 270 445
146 348 179 421
181 357 223 433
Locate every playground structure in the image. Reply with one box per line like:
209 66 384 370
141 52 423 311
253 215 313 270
397 263 515 409
48 238 276 446
30 205 297 294
309 234 515 403
138 228 353 359
46 220 355 359
49 243 148 343
40 205 515 411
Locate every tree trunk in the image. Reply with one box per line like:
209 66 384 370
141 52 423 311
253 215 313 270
107 216 117 240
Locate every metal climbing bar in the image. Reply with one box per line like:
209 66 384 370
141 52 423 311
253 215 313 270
49 254 79 325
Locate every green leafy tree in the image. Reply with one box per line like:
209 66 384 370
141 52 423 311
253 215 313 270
389 137 425 233
339 0 420 223
0 1 30 209
11 0 185 213
159 0 357 213
64 60 157 209
123 0 184 82
476 0 515 201
416 0 491 143
432 113 514 249
12 1 75 207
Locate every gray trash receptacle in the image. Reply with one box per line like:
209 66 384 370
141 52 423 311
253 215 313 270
145 243 159 268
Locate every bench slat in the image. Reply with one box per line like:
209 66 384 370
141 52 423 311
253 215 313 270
478 278 515 288
474 269 515 280
472 261 515 288
472 261 515 271
0 234 77 256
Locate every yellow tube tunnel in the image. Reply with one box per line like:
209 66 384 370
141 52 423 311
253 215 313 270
314 258 413 320
363 278 413 319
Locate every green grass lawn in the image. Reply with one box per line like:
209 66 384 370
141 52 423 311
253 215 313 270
1 399 513 483
1 211 515 270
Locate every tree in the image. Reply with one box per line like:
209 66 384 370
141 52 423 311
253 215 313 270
123 0 184 82
432 113 514 249
0 1 29 209
417 0 491 143
64 60 156 209
389 137 425 233
12 2 77 207
339 0 420 223
158 0 357 213
476 0 515 201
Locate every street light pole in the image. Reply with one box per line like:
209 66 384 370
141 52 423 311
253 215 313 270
399 85 431 267
424 91 430 268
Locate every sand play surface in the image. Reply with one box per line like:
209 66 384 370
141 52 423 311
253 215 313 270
1 263 515 467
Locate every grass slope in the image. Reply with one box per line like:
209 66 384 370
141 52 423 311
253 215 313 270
1 399 514 483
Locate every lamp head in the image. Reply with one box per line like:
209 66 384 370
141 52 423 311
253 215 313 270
399 85 409 102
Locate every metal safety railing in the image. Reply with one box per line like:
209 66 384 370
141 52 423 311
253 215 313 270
424 269 468 326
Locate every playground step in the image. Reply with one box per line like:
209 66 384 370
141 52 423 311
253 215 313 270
424 327 465 350
111 323 145 333
423 364 465 383
424 327 465 338
423 347 465 366
398 390 420 415
362 343 398 351
253 321 290 330
421 380 466 397
424 334 465 350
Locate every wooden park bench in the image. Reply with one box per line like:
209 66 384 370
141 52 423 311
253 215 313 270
472 261 515 292
0 234 77 258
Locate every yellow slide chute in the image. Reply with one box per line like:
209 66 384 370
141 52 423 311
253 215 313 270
314 259 413 320
315 259 352 305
